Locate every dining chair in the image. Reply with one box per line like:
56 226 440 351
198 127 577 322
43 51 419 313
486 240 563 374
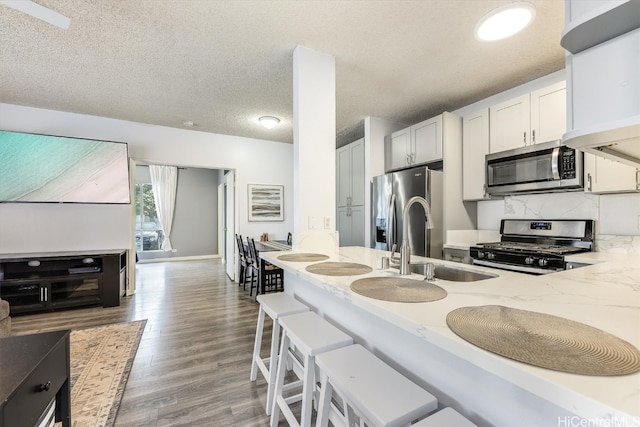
247 237 283 298
235 234 251 289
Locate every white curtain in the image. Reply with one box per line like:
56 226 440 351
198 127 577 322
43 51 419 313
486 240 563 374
149 165 177 251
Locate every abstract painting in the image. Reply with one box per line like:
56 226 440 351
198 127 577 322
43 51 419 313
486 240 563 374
248 184 283 221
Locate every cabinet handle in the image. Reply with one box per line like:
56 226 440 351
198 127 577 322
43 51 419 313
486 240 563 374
636 170 640 191
44 287 48 301
40 287 43 301
406 153 411 165
40 381 52 392
523 131 527 145
587 173 592 192
532 129 536 143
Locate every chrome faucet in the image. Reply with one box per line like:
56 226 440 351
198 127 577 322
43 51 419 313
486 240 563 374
399 196 434 275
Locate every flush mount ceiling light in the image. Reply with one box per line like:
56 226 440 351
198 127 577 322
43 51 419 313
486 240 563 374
259 116 280 129
475 2 536 41
0 0 70 29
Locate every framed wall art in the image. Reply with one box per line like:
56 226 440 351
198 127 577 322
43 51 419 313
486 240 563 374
248 184 284 222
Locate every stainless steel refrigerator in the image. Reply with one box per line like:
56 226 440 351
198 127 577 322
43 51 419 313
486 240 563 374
371 166 443 258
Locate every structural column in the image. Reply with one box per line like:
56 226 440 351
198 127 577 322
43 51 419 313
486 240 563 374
292 46 336 240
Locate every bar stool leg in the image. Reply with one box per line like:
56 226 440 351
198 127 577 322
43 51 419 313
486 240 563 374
266 317 282 415
249 308 266 381
300 352 315 427
270 333 290 427
315 372 332 427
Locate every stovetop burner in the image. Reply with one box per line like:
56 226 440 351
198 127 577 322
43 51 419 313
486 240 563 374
469 219 595 275
477 241 588 255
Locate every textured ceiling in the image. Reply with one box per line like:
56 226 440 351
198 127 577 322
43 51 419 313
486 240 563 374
0 0 565 145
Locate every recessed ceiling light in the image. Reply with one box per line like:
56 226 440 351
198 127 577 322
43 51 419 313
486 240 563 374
259 116 280 129
182 120 194 127
475 2 536 41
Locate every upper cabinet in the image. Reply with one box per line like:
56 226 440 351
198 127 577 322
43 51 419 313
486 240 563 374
530 81 567 145
462 108 489 201
336 138 365 247
561 0 640 168
489 93 530 153
489 81 566 153
337 138 365 207
386 115 443 171
584 153 639 193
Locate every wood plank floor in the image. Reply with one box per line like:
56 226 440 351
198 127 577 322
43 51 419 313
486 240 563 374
10 259 294 426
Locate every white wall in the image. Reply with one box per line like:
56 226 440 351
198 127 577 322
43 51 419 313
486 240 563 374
0 103 293 255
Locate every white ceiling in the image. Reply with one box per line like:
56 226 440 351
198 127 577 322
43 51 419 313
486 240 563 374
0 0 565 145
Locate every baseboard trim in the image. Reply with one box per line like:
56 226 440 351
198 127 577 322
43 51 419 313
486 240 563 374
137 254 221 264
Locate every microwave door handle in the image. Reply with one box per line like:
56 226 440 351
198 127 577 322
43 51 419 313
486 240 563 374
551 147 561 180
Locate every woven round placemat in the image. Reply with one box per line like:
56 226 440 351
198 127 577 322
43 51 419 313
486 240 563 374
446 305 640 376
350 277 447 303
277 253 330 262
305 262 372 276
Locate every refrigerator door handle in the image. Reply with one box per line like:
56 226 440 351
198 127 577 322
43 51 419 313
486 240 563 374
387 194 396 252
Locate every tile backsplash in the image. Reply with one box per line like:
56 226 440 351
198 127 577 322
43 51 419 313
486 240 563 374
477 192 640 255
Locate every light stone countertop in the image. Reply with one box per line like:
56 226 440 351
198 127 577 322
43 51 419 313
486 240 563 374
261 246 640 421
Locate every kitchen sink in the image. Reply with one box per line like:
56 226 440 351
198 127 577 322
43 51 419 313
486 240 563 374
409 263 497 282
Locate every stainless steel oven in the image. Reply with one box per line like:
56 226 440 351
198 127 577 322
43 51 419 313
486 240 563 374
469 219 594 275
486 140 583 196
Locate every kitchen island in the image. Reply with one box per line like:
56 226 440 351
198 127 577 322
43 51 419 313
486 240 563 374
261 246 640 427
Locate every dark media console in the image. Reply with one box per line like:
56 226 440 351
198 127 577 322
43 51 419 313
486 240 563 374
0 250 127 315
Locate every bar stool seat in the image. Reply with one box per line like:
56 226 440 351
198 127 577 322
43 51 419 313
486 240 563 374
412 407 477 427
271 311 353 427
315 344 438 427
250 293 310 415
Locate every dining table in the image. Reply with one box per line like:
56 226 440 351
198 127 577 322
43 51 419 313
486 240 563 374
251 240 291 295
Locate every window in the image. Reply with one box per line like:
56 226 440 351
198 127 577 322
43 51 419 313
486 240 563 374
134 183 164 251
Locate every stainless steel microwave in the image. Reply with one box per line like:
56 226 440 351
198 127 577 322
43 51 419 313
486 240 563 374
486 140 583 196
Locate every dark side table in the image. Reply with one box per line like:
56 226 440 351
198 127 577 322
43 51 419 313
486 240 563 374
0 330 71 427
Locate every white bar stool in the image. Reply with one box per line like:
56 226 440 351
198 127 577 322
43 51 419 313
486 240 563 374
315 344 438 427
250 293 310 415
270 311 353 427
412 407 477 427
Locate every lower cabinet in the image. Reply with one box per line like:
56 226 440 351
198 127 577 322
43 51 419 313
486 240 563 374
337 206 365 247
0 251 126 315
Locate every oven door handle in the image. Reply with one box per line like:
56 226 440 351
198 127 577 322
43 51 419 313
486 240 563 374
472 259 556 275
551 147 561 180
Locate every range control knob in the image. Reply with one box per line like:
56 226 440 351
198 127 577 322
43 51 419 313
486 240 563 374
486 252 496 260
538 258 548 267
477 251 485 259
525 256 535 265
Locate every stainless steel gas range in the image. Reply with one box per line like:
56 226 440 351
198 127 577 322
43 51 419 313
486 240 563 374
470 219 595 275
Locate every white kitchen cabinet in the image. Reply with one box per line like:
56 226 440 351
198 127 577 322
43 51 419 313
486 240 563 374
336 138 365 207
387 114 444 171
530 81 567 144
489 82 566 153
336 138 365 247
462 108 489 201
489 93 530 153
337 205 365 247
412 115 442 165
388 128 411 171
584 153 639 193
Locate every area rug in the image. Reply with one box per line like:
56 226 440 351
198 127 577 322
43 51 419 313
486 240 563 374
67 320 146 427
